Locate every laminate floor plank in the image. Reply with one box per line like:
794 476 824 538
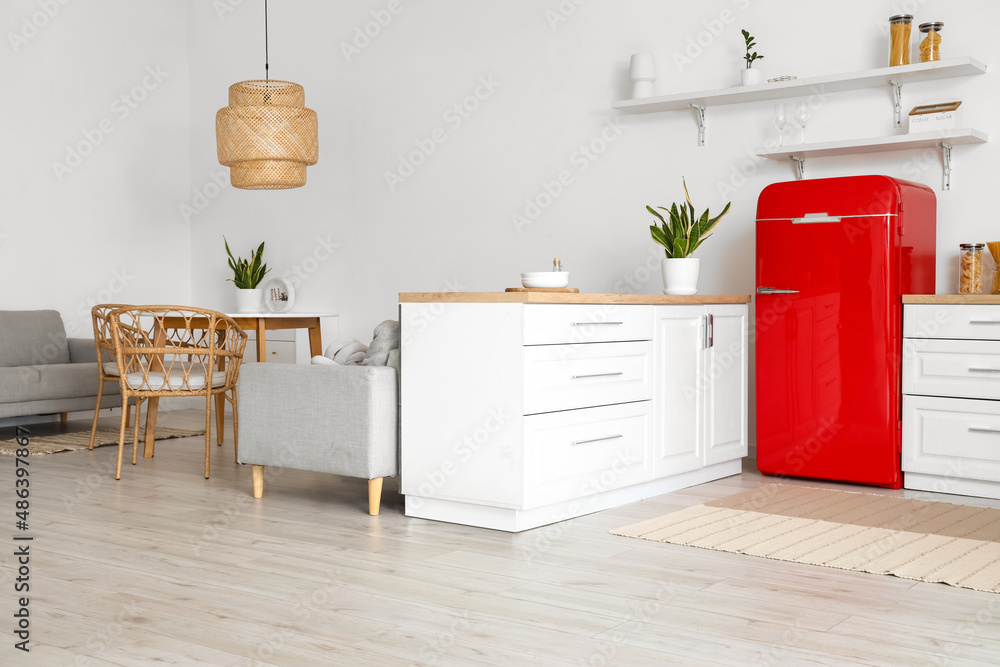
499 580 850 632
4 409 1000 665
826 615 1000 665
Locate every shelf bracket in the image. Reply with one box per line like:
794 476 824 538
940 141 953 191
889 79 904 128
791 156 805 180
691 104 707 146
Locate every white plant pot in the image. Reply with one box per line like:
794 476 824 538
741 68 762 86
661 258 701 296
235 288 263 313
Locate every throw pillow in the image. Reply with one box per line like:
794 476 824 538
362 320 400 367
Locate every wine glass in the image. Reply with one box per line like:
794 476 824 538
794 101 811 144
773 104 788 146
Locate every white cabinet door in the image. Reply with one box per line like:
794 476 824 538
704 305 749 465
523 401 652 509
522 341 653 415
652 306 704 476
903 394 1000 483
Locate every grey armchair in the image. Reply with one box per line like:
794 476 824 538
237 362 399 515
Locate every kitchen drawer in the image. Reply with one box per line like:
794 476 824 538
523 341 652 414
523 401 651 509
244 340 296 364
903 339 1000 400
523 304 652 346
246 329 296 342
902 395 1000 483
904 304 1000 341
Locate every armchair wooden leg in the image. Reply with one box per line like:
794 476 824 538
89 382 104 449
368 478 383 516
252 465 264 498
131 398 143 466
231 391 240 463
215 393 225 446
204 395 212 479
60 412 68 424
115 406 128 480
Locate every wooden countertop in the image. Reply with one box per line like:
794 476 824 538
399 292 752 304
903 295 1000 304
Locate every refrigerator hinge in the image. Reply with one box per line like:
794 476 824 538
897 420 902 431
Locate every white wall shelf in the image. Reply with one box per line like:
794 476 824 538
613 57 987 146
754 128 988 189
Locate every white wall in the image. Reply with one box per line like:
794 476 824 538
186 0 998 338
2 0 192 341
185 0 997 444
6 1 997 435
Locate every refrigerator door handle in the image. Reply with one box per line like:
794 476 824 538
756 287 800 295
792 213 843 224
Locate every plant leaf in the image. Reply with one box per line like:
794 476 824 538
650 225 670 256
646 205 665 225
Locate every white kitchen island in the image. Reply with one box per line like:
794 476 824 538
399 292 751 532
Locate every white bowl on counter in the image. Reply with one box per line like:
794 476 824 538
520 271 570 288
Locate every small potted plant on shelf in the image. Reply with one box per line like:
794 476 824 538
741 28 764 86
224 237 270 313
647 179 731 295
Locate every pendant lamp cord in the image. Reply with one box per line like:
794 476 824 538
264 0 269 80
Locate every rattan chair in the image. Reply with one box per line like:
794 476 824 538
89 304 137 450
109 306 247 480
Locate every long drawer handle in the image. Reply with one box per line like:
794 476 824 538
571 372 623 379
969 320 1000 325
572 434 623 445
969 367 1000 373
570 321 624 326
969 427 1000 434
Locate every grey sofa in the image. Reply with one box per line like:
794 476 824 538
0 310 122 420
237 362 399 515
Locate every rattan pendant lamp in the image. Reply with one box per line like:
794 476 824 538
216 0 318 190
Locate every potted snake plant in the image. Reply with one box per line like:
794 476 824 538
647 179 731 295
225 237 270 312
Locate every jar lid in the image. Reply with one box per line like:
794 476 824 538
960 243 985 249
889 14 913 22
919 22 944 32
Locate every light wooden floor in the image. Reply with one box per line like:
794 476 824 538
2 410 1000 666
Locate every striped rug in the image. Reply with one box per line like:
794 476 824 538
612 485 1000 593
0 428 205 456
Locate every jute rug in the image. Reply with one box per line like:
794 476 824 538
0 428 205 456
612 485 1000 593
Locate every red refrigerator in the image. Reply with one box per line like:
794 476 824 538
755 175 936 489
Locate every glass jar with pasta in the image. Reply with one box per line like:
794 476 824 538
889 14 913 67
919 22 943 62
959 243 984 294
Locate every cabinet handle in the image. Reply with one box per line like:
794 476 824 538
572 434 623 445
708 313 714 348
969 320 1000 325
571 321 624 326
969 427 1000 434
969 367 1000 373
571 372 623 379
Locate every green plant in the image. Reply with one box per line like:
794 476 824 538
224 237 270 289
742 29 764 69
647 179 731 259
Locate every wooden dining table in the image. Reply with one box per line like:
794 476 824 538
141 313 333 457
